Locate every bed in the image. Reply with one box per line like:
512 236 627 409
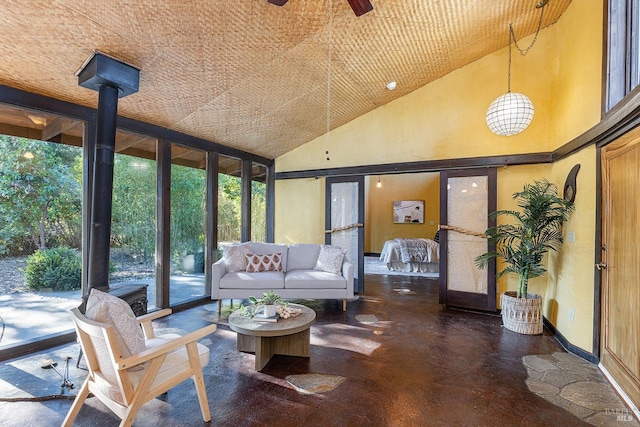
379 238 440 273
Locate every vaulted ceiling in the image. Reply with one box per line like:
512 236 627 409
0 0 572 160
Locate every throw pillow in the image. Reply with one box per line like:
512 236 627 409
224 243 250 273
85 288 146 358
245 252 283 272
314 245 346 274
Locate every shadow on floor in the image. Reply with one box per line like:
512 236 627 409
0 274 635 426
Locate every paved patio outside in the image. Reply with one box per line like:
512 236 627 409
0 274 205 349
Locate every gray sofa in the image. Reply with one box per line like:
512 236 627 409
212 242 354 311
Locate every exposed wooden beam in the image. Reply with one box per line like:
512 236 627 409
275 152 553 180
0 123 43 139
41 117 82 141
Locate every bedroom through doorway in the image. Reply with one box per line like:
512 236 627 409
364 172 440 278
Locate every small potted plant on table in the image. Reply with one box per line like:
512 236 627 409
240 290 283 318
475 179 574 335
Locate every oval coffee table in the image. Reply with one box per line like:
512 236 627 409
228 303 316 371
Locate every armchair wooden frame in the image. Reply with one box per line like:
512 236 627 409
63 307 217 427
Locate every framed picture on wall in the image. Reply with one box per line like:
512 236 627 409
393 200 424 223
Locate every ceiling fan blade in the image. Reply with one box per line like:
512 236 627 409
347 0 373 16
268 0 289 6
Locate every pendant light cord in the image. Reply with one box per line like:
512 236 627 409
326 0 333 137
506 2 546 93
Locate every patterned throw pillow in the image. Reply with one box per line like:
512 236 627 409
224 243 250 273
245 253 283 272
85 288 146 358
314 245 346 274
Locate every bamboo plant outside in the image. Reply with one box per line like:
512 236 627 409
475 179 575 299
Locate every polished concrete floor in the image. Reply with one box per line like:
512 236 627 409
0 274 633 426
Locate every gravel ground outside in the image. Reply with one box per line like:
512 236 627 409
0 257 29 294
0 256 154 294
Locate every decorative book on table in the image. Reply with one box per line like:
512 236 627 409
254 314 278 323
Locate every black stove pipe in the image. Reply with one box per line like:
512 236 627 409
77 51 140 292
87 84 119 291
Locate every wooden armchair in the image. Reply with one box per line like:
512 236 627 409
63 290 217 427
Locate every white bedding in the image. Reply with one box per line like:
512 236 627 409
379 238 439 273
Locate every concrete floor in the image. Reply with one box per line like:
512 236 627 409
0 274 635 426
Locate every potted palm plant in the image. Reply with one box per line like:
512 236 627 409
475 179 574 335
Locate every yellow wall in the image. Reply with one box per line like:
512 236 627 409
277 33 558 172
275 177 326 245
550 2 604 145
493 147 597 352
548 146 597 351
274 1 603 353
494 163 554 300
365 173 439 253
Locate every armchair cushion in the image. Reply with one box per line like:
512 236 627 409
85 288 146 358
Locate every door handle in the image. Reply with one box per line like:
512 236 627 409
595 262 607 270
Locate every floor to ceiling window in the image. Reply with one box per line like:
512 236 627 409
251 163 267 243
0 94 274 358
218 156 242 250
111 147 157 306
0 106 84 348
169 144 206 305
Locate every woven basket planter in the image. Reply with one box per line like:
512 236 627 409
501 291 543 335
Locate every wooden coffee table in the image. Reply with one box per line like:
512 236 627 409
227 304 316 371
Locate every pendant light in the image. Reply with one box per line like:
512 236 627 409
486 1 548 136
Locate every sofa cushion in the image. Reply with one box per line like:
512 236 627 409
248 242 289 272
285 270 346 289
223 243 250 273
219 271 285 289
286 244 321 271
245 252 283 272
314 245 346 274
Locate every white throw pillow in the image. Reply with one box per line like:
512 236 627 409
314 245 346 275
224 243 250 273
85 288 146 358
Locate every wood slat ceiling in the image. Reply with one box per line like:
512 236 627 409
0 0 572 160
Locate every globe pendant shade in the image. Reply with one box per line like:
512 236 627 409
486 92 534 136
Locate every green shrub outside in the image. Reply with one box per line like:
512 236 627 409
25 247 82 291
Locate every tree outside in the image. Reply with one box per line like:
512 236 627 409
0 135 81 256
0 136 258 294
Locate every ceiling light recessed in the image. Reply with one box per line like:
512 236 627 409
386 81 397 91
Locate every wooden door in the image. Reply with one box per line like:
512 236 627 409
325 176 365 293
600 133 640 407
439 168 497 312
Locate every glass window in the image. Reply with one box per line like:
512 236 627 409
0 131 82 346
218 156 242 247
169 145 206 305
111 152 157 307
251 163 267 243
606 0 640 111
